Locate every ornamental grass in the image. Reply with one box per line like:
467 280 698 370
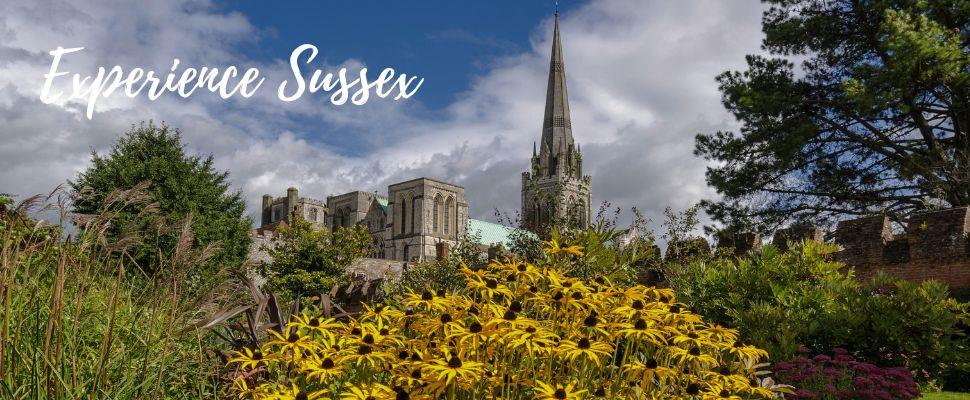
229 242 786 400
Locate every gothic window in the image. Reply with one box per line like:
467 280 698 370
444 197 453 235
411 197 419 233
433 195 442 233
533 201 540 225
400 197 407 235
308 207 318 222
549 156 558 176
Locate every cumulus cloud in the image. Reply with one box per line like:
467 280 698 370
0 0 767 237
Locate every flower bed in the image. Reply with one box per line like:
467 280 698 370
229 243 787 399
774 348 920 400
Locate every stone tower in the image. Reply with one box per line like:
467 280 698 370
521 13 592 231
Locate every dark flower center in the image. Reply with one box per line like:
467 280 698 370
578 338 591 349
571 292 583 300
525 326 537 334
469 305 480 315
397 350 409 360
688 332 699 339
440 313 453 323
669 305 681 313
380 328 390 336
594 387 606 397
251 350 263 360
411 368 422 379
503 310 517 321
634 319 648 330
507 274 516 282
718 366 731 375
686 383 700 395
358 345 372 355
517 265 527 272
421 291 433 301
287 333 300 343
529 286 538 293
448 356 463 368
485 279 498 289
295 392 308 400
363 334 375 344
321 357 335 369
308 318 320 327
552 291 564 301
632 300 644 310
470 322 483 333
719 390 730 397
594 277 605 285
688 346 701 356
645 358 658 369
509 301 523 313
583 314 598 327
562 281 573 288
350 327 362 336
554 388 567 399
436 289 446 297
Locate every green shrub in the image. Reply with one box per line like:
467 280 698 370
261 218 372 297
667 241 969 386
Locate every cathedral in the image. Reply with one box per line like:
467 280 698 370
254 13 591 262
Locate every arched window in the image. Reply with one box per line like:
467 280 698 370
400 197 408 235
433 195 442 233
309 207 318 222
549 156 558 176
411 197 419 234
443 197 452 235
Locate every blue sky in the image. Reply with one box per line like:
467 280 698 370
0 0 769 231
222 1 573 109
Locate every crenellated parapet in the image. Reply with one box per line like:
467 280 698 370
710 207 970 290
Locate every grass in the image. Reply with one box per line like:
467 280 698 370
923 392 970 400
0 189 226 399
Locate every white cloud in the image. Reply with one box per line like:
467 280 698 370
0 0 767 238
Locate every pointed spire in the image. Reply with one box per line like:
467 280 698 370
541 12 574 157
533 141 537 156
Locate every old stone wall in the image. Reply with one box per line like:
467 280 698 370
715 207 970 290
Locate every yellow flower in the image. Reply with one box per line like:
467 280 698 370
557 336 613 367
423 353 485 388
302 353 346 383
267 329 318 359
534 380 587 400
228 346 276 370
269 383 328 400
543 239 584 256
339 383 395 400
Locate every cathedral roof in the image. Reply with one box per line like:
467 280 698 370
468 219 531 248
541 13 574 156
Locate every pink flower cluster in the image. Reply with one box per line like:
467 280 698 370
773 348 920 400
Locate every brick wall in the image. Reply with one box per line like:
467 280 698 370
713 207 970 291
831 207 970 290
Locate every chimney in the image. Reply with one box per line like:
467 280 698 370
261 194 273 226
287 187 299 222
436 242 450 260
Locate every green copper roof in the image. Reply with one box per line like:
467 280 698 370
467 219 527 248
376 198 388 212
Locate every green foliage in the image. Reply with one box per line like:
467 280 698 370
69 121 252 281
695 0 970 229
668 241 969 386
0 188 222 399
262 218 372 296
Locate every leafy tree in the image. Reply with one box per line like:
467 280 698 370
261 217 372 296
696 0 968 229
70 122 252 277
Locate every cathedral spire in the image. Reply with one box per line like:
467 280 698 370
541 12 574 157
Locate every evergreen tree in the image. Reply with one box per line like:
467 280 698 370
696 0 968 229
70 121 252 276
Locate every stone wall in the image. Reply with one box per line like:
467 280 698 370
715 207 970 290
832 207 969 289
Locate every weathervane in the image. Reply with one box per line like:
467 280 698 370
555 1 560 15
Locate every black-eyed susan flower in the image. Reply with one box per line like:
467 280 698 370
533 380 586 400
